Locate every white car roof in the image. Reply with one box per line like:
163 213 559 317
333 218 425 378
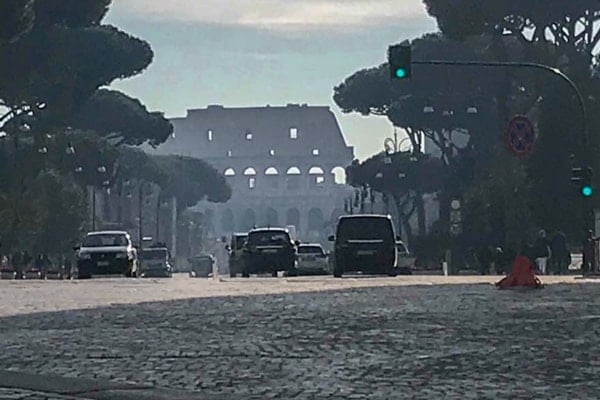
339 214 391 220
86 231 129 236
250 228 288 233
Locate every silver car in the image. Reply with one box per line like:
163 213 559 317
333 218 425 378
296 243 329 275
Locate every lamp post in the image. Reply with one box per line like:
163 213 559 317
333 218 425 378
138 181 144 249
384 127 415 158
92 165 107 231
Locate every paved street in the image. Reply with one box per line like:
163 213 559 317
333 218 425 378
1 275 599 399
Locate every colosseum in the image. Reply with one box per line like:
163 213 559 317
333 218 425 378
145 103 355 244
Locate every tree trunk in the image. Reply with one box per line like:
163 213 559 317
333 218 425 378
117 181 123 223
416 191 426 237
402 217 413 247
393 192 417 246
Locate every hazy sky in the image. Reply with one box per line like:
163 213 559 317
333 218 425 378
105 1 438 160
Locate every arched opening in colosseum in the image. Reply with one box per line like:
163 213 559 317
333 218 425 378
308 208 325 231
327 208 344 231
241 209 256 231
224 168 236 177
265 167 279 189
221 209 235 232
286 166 301 190
331 166 347 185
244 167 257 189
286 208 300 228
309 166 325 186
265 208 279 227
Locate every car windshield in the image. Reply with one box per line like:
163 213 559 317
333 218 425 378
82 234 128 247
298 246 324 255
337 218 394 241
141 249 168 260
247 231 290 245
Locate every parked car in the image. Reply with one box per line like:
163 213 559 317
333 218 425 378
0 268 16 279
328 214 399 277
296 243 329 275
226 233 247 277
188 253 215 278
23 269 43 279
242 227 298 277
140 247 172 278
74 231 139 279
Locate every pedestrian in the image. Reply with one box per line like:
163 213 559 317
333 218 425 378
583 230 596 274
533 230 551 274
550 231 569 275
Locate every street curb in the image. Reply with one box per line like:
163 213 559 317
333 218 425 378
0 370 202 400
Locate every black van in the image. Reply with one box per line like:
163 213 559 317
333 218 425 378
242 228 298 277
328 215 398 277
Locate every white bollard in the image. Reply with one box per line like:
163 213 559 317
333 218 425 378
442 261 449 276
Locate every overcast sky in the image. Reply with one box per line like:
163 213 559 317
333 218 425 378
106 1 438 160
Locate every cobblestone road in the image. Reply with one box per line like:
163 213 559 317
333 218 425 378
1 275 599 399
0 388 85 400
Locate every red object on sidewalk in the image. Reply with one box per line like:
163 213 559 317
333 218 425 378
496 255 543 289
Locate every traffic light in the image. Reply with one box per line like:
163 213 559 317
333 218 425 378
571 167 593 197
388 43 411 80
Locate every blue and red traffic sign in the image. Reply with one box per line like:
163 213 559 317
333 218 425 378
504 115 536 157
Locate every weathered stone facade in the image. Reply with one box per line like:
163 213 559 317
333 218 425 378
145 104 355 244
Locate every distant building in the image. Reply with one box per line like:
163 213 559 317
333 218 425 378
144 104 355 244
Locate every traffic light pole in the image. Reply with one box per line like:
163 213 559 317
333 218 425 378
411 59 594 270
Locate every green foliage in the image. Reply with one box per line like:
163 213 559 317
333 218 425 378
0 24 153 126
336 0 600 248
0 0 170 256
0 148 87 254
115 146 168 187
29 170 87 255
74 89 173 147
153 155 232 209
113 148 232 211
0 0 34 43
424 0 600 51
69 132 120 187
347 151 444 195
462 147 532 247
32 0 111 28
334 33 500 166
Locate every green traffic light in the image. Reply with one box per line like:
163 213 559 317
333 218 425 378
395 68 407 79
582 186 593 197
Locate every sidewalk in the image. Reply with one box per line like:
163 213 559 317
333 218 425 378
0 370 207 400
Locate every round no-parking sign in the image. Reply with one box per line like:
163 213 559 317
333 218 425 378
504 115 536 157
